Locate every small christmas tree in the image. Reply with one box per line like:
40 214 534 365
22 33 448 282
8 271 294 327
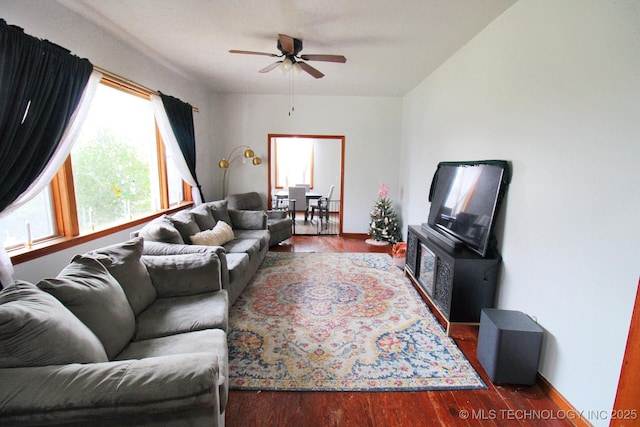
369 184 401 244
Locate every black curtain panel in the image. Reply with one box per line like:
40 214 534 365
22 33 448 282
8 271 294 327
0 20 93 213
159 92 205 202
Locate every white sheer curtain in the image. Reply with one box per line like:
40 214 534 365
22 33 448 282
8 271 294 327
150 94 202 205
0 246 13 287
0 70 102 287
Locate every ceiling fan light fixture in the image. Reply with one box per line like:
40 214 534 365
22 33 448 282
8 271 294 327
281 57 293 72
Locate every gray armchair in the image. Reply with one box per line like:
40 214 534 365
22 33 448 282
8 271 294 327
226 192 293 246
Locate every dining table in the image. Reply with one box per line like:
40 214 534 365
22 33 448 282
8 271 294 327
272 189 322 221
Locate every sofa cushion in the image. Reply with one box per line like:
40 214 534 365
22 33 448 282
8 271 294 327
191 204 217 230
190 221 235 246
223 237 260 259
141 252 222 298
114 329 229 412
37 256 135 360
134 290 229 341
170 211 201 244
0 281 108 367
205 200 232 226
138 215 184 244
233 229 270 252
89 237 157 316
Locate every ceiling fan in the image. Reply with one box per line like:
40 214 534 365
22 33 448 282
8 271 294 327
229 34 346 79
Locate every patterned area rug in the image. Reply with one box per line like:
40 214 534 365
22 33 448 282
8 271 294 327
228 252 485 391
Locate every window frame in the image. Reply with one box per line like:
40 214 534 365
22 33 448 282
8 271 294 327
9 73 192 265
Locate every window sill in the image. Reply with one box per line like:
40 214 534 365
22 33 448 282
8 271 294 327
10 202 193 265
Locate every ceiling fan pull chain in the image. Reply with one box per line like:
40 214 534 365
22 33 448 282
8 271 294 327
288 69 295 116
288 78 291 116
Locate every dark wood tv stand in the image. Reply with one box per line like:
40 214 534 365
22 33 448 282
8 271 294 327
405 224 501 334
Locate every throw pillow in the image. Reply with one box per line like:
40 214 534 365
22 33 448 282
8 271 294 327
138 215 184 244
141 251 221 297
0 281 108 368
190 221 235 246
89 237 157 316
170 211 201 244
206 200 233 226
37 256 135 359
191 204 217 231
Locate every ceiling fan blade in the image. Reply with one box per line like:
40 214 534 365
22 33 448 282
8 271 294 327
298 62 324 79
300 54 347 63
259 61 283 73
229 50 278 57
278 34 295 55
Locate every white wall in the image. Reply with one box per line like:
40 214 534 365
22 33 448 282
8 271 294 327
311 138 342 204
3 0 218 280
400 0 640 422
213 94 402 233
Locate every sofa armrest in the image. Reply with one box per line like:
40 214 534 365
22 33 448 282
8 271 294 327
266 210 287 220
142 251 222 297
142 241 229 290
228 209 267 230
0 353 220 426
142 240 220 256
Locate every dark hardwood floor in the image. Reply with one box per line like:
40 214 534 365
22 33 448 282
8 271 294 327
225 235 573 427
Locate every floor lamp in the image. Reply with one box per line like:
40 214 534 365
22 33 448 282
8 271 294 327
218 145 262 198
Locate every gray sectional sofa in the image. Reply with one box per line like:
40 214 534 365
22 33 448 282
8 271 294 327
0 237 229 426
137 199 270 304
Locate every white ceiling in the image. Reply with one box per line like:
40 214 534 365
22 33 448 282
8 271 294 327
57 0 516 97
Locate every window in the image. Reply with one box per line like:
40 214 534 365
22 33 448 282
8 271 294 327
274 138 314 189
0 75 190 253
73 83 158 233
0 189 56 248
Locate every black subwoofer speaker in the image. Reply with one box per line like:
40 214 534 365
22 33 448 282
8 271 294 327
477 308 543 386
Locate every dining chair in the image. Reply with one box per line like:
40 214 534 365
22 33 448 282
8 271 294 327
272 190 288 210
309 184 334 224
288 186 309 227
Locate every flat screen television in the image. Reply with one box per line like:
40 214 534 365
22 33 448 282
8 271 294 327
424 160 511 257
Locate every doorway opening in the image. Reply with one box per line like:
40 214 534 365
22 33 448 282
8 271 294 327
268 134 344 236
